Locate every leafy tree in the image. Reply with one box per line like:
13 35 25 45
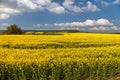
5 24 22 34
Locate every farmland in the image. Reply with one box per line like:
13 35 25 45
0 33 120 80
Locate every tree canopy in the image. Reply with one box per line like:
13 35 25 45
5 24 22 34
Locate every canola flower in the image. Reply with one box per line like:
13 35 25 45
0 33 120 80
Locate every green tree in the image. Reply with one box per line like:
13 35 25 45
5 24 22 34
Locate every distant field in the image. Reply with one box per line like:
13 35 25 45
0 33 120 80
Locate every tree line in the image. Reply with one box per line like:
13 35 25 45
0 24 81 35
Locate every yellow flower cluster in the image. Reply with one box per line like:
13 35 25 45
0 33 120 80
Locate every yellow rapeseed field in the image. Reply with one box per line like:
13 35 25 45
0 33 120 80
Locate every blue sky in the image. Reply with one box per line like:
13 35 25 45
0 0 120 32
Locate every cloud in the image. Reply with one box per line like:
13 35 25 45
89 27 99 31
0 14 9 19
113 0 120 4
96 18 113 26
33 24 43 27
47 2 66 14
90 26 118 31
110 26 118 30
101 1 109 7
82 1 100 12
0 0 66 19
112 19 120 22
33 18 119 31
0 23 9 26
60 27 80 30
63 0 100 13
0 0 102 19
0 0 39 19
53 18 114 27
0 0 21 19
0 23 9 30
17 0 39 10
63 0 83 13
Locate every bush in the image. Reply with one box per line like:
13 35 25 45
5 24 22 34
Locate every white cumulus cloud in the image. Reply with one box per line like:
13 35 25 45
113 0 120 4
0 14 9 19
0 0 66 19
82 1 100 12
53 18 114 27
63 0 83 13
34 18 119 31
47 2 66 14
0 0 102 19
